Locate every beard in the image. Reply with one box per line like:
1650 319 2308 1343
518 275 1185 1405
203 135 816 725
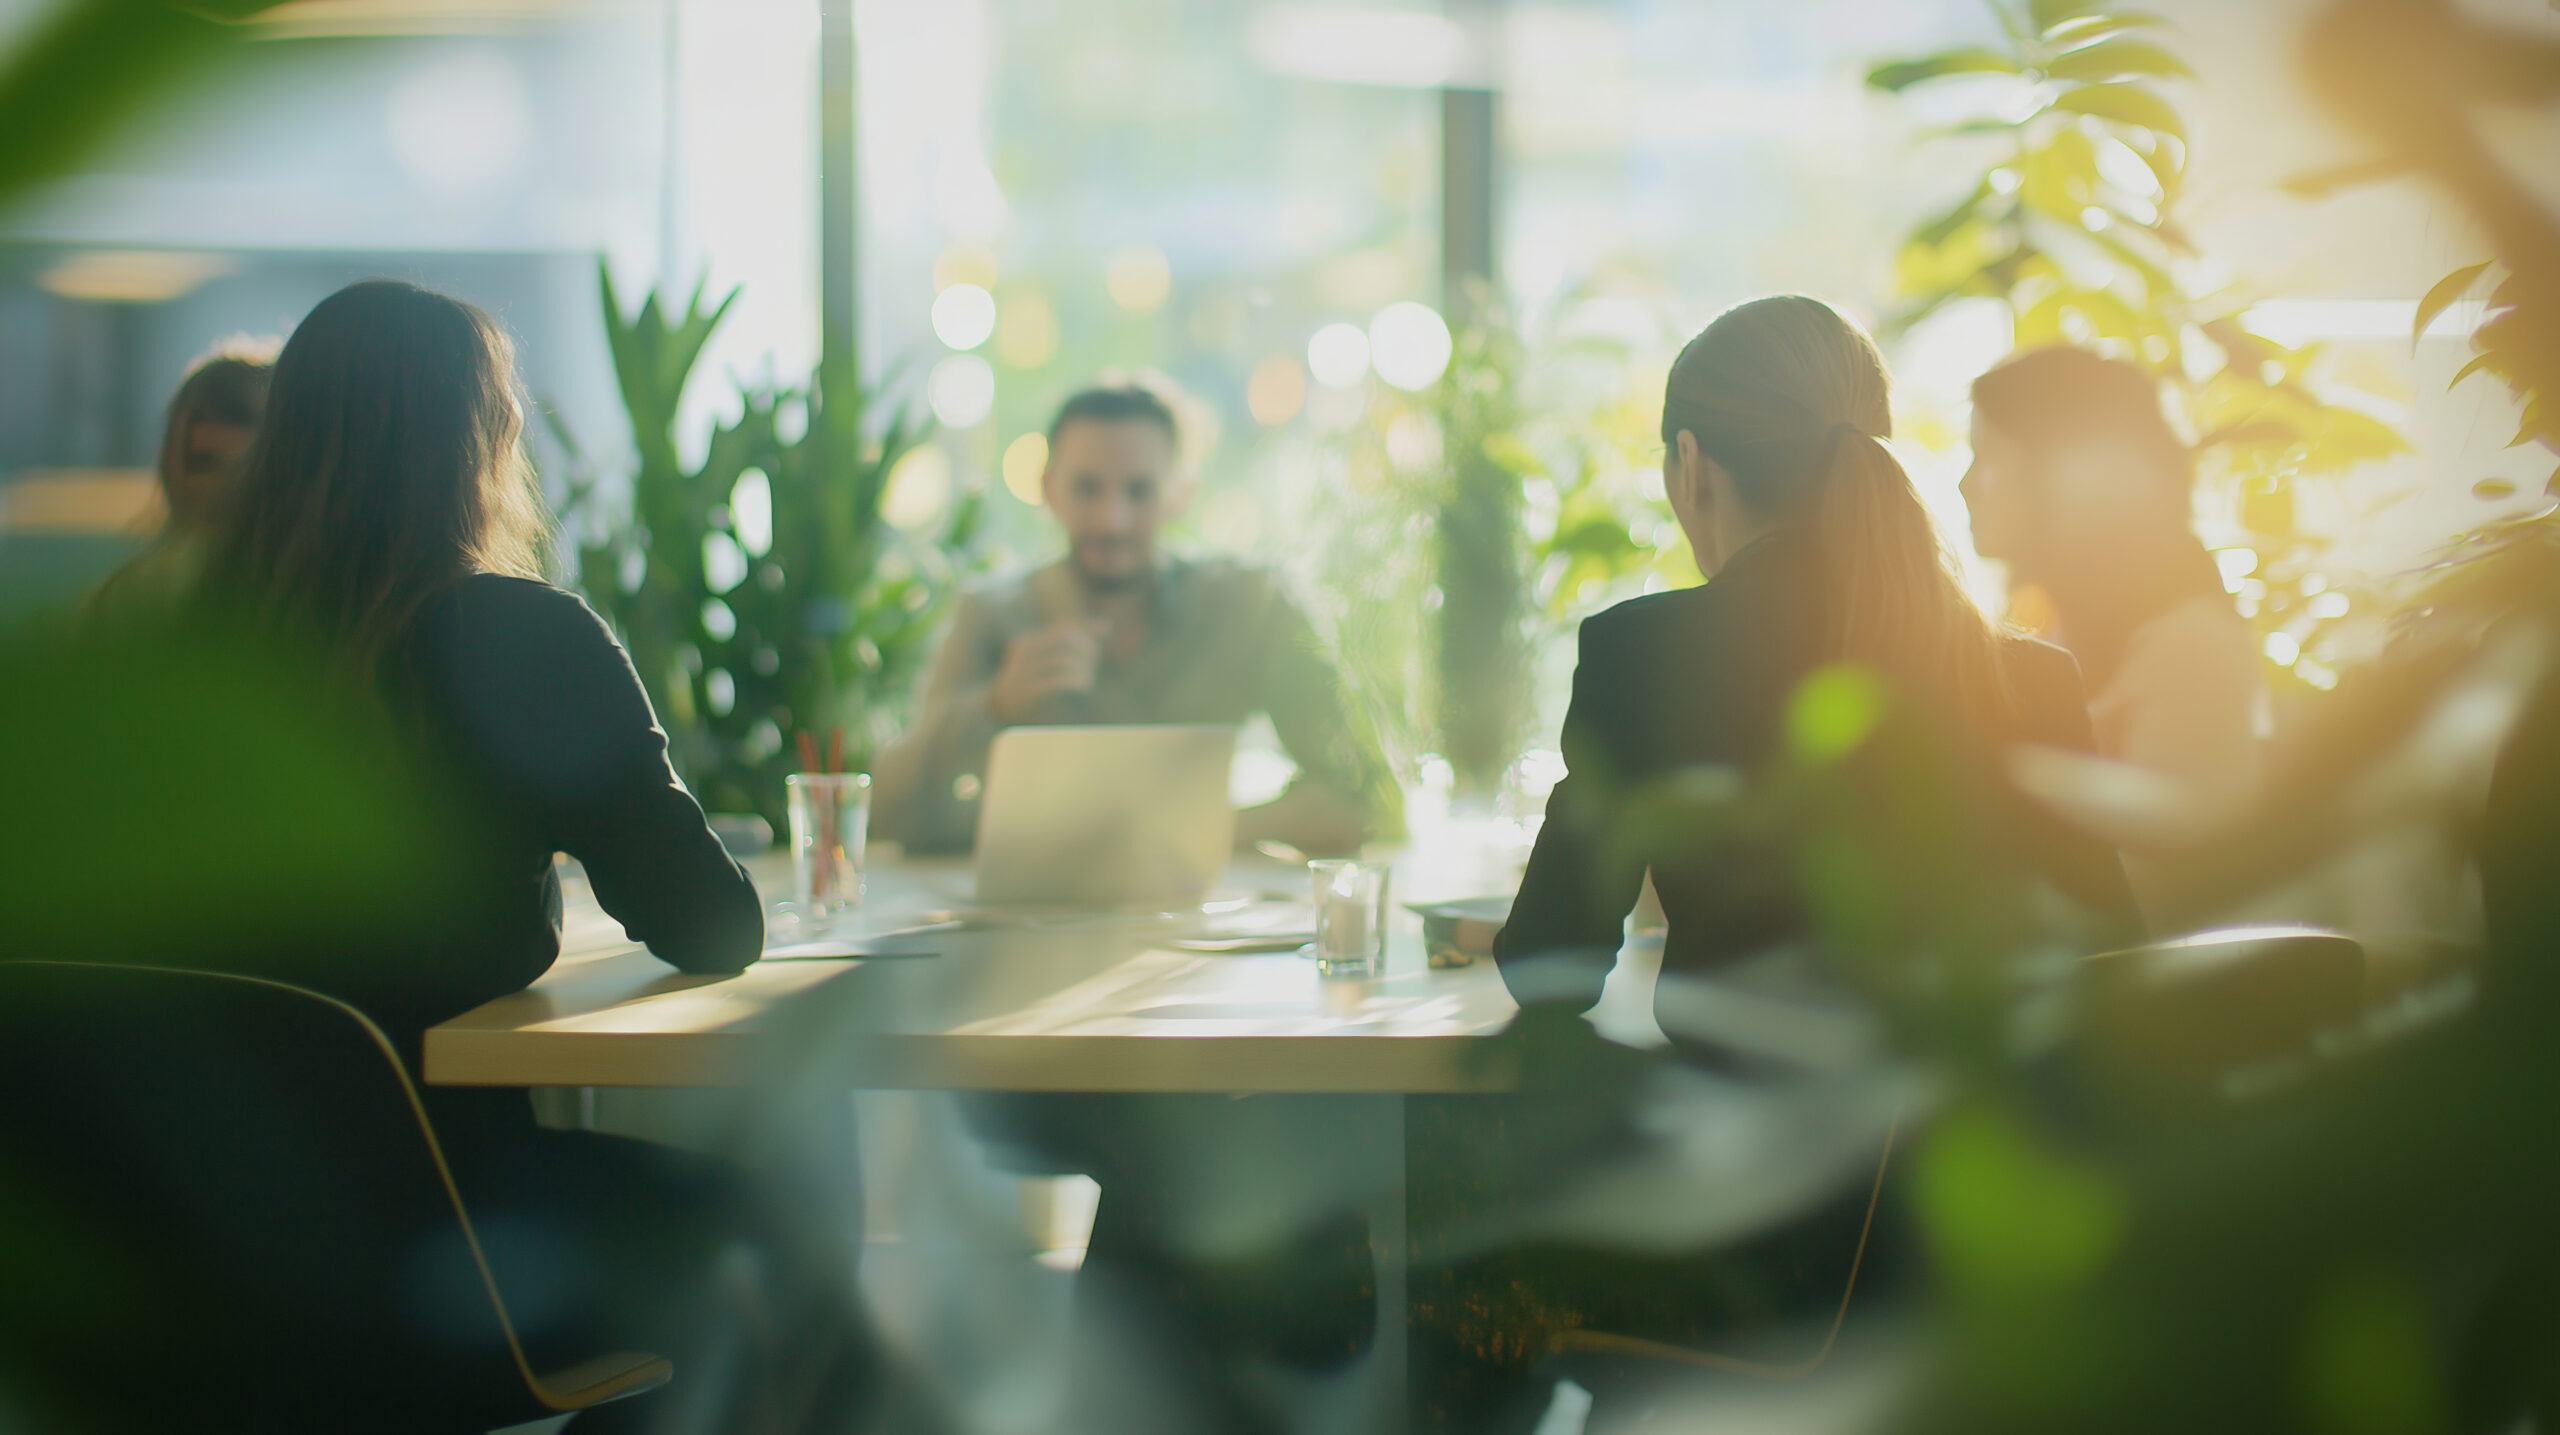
1070 541 1152 592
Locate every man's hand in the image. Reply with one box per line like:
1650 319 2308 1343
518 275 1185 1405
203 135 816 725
989 620 1104 723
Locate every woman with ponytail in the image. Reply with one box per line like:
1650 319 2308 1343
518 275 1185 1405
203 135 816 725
1494 296 2138 1028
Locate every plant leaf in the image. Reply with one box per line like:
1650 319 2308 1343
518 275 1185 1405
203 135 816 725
2448 353 2499 391
2413 261 2492 350
2298 405 2412 474
2280 154 2409 199
2046 38 2194 82
2515 393 2554 451
1918 117 2037 142
2051 82 2187 141
2077 218 2178 294
1913 178 1995 247
2196 418 2301 452
2447 347 2508 388
0 1 275 209
2018 127 2100 223
2028 0 2105 34
2131 131 2186 206
1866 47 2024 92
2044 11 2171 46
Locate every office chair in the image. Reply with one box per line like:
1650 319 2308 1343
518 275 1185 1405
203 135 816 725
0 961 669 1432
1546 926 2370 1379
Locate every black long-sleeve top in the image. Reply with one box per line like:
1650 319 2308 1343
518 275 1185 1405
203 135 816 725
1495 530 2138 1027
16 574 758 1150
387 574 765 1032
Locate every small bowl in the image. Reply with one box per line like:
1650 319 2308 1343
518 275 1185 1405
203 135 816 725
1407 897 1511 969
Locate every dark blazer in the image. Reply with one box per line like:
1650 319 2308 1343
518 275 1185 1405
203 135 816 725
1495 529 2138 1020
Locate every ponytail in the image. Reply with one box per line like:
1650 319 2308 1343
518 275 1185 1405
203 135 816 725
1664 296 2015 735
1817 425 2013 731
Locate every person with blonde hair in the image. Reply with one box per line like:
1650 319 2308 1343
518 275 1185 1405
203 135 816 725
84 343 273 614
157 344 274 530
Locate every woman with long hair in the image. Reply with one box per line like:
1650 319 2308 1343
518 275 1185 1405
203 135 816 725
204 280 763 1007
1497 296 2136 1020
196 280 887 1432
1964 345 2264 925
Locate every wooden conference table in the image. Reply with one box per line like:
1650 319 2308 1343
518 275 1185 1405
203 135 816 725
423 848 1665 1093
424 846 1669 1434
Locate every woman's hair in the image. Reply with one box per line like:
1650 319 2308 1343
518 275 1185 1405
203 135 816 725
203 280 549 671
1969 345 2192 507
156 351 273 522
1662 294 2012 729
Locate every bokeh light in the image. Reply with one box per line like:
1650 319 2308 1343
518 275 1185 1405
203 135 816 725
1104 245 1172 312
1306 322 1370 387
1368 300 1453 391
729 467 773 557
883 444 954 531
384 51 531 195
701 530 748 594
2214 547 2260 590
1001 432 1049 505
931 244 998 292
1306 381 1366 432
1384 411 1444 471
994 290 1059 368
927 354 996 428
1245 355 1308 425
931 282 997 350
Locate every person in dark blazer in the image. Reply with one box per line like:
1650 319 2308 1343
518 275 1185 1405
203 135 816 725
1497 295 2138 1032
1418 296 2139 1431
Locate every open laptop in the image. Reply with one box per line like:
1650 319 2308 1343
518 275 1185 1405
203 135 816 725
972 725 1238 907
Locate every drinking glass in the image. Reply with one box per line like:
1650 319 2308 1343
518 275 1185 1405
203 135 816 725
1309 859 1390 978
787 772 871 932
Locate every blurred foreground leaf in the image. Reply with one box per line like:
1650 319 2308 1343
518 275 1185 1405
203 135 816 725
0 2 286 210
0 624 464 961
1785 664 1888 766
2296 1266 2452 1435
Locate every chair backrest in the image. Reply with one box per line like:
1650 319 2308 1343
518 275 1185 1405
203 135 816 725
2082 925 2368 1085
0 961 550 1431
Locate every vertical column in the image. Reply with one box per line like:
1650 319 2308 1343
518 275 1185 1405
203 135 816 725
819 0 860 397
1439 85 1498 322
1433 61 1519 802
656 0 685 292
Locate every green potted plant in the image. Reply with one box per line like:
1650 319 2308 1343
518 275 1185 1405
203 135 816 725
561 263 984 826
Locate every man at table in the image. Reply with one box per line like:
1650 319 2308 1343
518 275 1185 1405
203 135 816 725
872 383 1396 855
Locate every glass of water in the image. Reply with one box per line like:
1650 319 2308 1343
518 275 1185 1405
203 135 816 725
1309 859 1390 978
787 772 870 933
